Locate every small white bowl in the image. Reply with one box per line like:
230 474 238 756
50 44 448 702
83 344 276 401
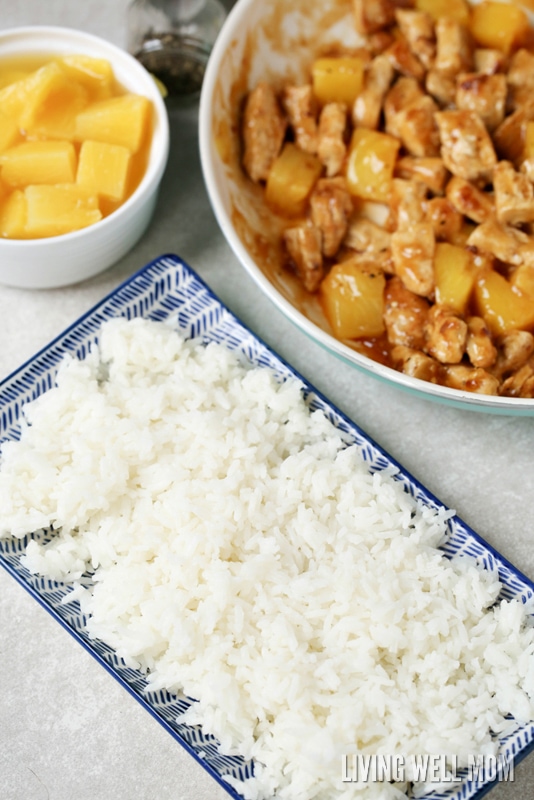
0 26 170 289
199 0 534 415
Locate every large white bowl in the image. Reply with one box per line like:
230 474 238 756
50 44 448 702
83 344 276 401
199 0 534 415
0 26 170 289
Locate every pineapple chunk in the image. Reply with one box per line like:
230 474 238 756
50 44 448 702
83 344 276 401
510 264 534 299
434 243 478 314
24 184 101 238
26 75 88 140
470 1 530 53
77 140 131 202
320 259 386 339
58 56 114 100
312 57 365 106
14 62 79 129
346 128 400 202
265 143 323 217
0 69 29 91
0 190 27 238
0 141 77 188
474 269 534 335
415 0 470 24
0 63 62 124
74 94 151 153
0 111 20 155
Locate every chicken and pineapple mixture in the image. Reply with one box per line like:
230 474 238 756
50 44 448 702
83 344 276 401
240 0 534 397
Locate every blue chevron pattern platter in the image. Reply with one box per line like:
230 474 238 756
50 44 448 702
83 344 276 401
0 253 533 800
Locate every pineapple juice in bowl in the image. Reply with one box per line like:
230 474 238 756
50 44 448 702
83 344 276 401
0 26 169 289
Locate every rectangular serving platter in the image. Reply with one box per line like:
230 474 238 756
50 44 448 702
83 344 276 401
1 253 533 800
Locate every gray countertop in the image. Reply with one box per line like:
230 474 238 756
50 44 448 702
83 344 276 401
1 2 534 799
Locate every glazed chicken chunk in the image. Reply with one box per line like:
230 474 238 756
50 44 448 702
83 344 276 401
391 222 435 298
468 221 534 267
384 276 429 349
385 78 440 157
310 178 353 257
242 82 286 183
395 9 435 70
446 176 495 224
282 85 318 154
455 72 506 132
353 54 394 130
317 103 348 177
435 110 497 184
283 225 324 293
424 306 468 365
434 17 473 76
493 161 534 226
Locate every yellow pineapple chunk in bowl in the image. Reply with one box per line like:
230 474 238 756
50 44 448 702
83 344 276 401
0 140 77 187
24 184 102 238
0 25 169 289
77 140 131 203
74 94 151 154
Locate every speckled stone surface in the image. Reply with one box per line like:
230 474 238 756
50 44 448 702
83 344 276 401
1 2 534 799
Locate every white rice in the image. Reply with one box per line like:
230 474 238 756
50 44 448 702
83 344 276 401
1 317 534 800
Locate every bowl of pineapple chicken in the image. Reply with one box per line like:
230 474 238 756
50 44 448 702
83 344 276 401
200 0 534 413
0 26 169 289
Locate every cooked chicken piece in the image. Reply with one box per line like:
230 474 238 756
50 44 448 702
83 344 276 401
242 82 287 183
317 102 347 177
385 79 440 157
425 68 456 107
493 103 534 165
309 177 353 258
391 221 435 297
455 72 506 132
444 364 500 394
384 276 430 349
398 95 441 158
426 197 463 241
352 54 394 130
445 176 495 223
435 110 497 185
385 36 425 80
424 305 467 364
519 374 534 398
352 0 400 35
391 345 440 382
395 9 435 70
467 220 534 267
466 316 497 369
493 160 534 226
499 360 534 396
281 85 318 154
390 178 427 229
344 217 391 255
521 158 534 183
283 225 324 292
365 31 395 54
507 49 534 110
494 330 534 377
395 156 448 195
434 17 473 76
474 48 506 75
384 77 425 138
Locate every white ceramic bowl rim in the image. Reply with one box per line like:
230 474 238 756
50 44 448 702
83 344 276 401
199 0 534 415
0 25 170 247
